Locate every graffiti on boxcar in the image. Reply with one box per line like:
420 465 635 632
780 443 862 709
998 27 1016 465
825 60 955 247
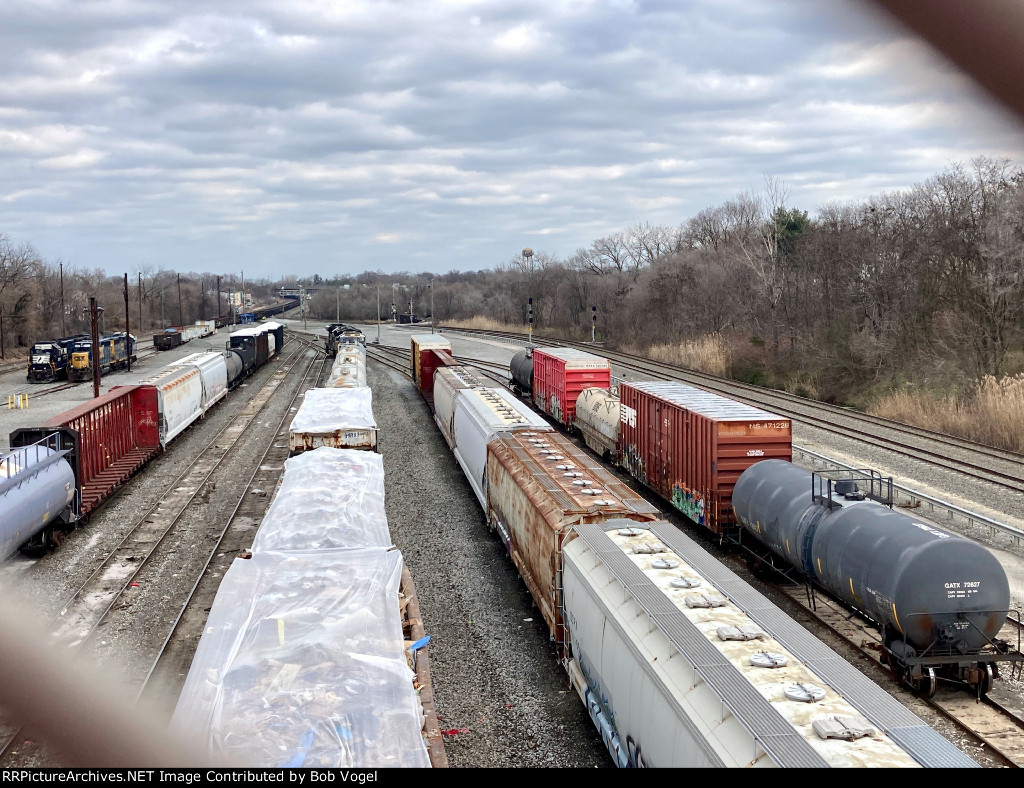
671 482 706 526
621 444 646 485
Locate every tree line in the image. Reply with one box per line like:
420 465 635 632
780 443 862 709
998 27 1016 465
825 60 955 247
6 155 1022 407
304 156 1024 405
0 249 278 356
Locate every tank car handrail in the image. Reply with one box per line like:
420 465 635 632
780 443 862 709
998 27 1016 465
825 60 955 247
795 445 1024 544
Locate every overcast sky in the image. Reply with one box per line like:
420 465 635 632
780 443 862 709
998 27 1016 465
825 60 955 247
3 0 1023 281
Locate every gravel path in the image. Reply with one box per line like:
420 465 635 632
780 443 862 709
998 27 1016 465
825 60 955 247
368 360 611 768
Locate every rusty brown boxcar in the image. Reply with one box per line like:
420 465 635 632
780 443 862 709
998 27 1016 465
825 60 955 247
617 380 792 534
485 429 660 645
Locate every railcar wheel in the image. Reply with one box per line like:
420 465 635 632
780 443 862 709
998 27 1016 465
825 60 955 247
978 663 995 698
920 667 938 698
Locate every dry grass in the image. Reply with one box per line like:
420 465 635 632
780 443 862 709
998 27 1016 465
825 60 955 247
441 316 529 333
625 333 732 376
869 374 1024 452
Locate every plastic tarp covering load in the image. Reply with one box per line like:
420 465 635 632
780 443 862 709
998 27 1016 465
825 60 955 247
252 448 390 552
171 549 430 768
288 388 378 452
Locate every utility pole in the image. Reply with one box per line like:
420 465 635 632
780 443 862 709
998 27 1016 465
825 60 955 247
376 284 381 344
89 297 100 399
0 305 5 360
124 274 131 372
138 273 143 334
430 279 435 334
216 275 221 323
240 270 245 314
301 284 307 331
60 262 66 337
177 273 184 327
336 285 340 322
201 280 206 320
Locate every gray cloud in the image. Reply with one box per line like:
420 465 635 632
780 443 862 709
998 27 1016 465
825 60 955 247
1 0 1022 278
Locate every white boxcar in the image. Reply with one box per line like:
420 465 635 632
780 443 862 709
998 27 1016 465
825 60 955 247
194 319 216 337
139 364 205 447
560 520 977 769
450 387 551 510
289 387 378 454
172 352 228 413
432 366 487 448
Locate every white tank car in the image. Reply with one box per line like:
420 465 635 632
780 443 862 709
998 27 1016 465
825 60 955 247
0 442 77 560
573 387 620 460
560 520 979 768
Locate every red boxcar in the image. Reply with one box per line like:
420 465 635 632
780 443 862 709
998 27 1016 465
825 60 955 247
531 347 611 427
10 385 161 517
410 335 453 397
617 381 792 534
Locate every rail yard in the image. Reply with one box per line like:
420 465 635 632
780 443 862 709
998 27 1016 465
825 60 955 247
0 317 1023 767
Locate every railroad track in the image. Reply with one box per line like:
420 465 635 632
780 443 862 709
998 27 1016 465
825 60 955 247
136 344 329 716
437 327 1024 499
0 339 316 764
366 344 414 379
775 581 1024 767
426 330 1024 768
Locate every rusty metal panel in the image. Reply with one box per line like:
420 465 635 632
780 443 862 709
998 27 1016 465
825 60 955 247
618 381 792 533
289 388 378 454
485 430 658 641
531 348 611 427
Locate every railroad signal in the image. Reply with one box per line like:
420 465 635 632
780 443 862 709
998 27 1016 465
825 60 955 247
528 297 534 345
591 305 597 343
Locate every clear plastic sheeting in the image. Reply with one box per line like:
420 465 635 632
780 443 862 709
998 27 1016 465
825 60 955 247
290 388 377 435
171 549 430 768
252 448 390 552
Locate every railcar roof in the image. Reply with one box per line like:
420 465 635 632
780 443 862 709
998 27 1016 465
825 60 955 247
568 521 978 768
625 380 787 423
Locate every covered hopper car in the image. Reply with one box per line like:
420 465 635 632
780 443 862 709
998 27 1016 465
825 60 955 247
6 324 286 558
408 337 979 767
508 344 1019 699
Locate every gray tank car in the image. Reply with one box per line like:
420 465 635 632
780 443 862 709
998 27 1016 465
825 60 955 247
509 348 533 396
732 459 1014 697
0 438 78 559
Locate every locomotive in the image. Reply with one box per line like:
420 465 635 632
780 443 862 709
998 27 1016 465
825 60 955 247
26 334 89 382
67 333 136 382
5 322 285 557
324 323 366 357
509 345 1019 697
